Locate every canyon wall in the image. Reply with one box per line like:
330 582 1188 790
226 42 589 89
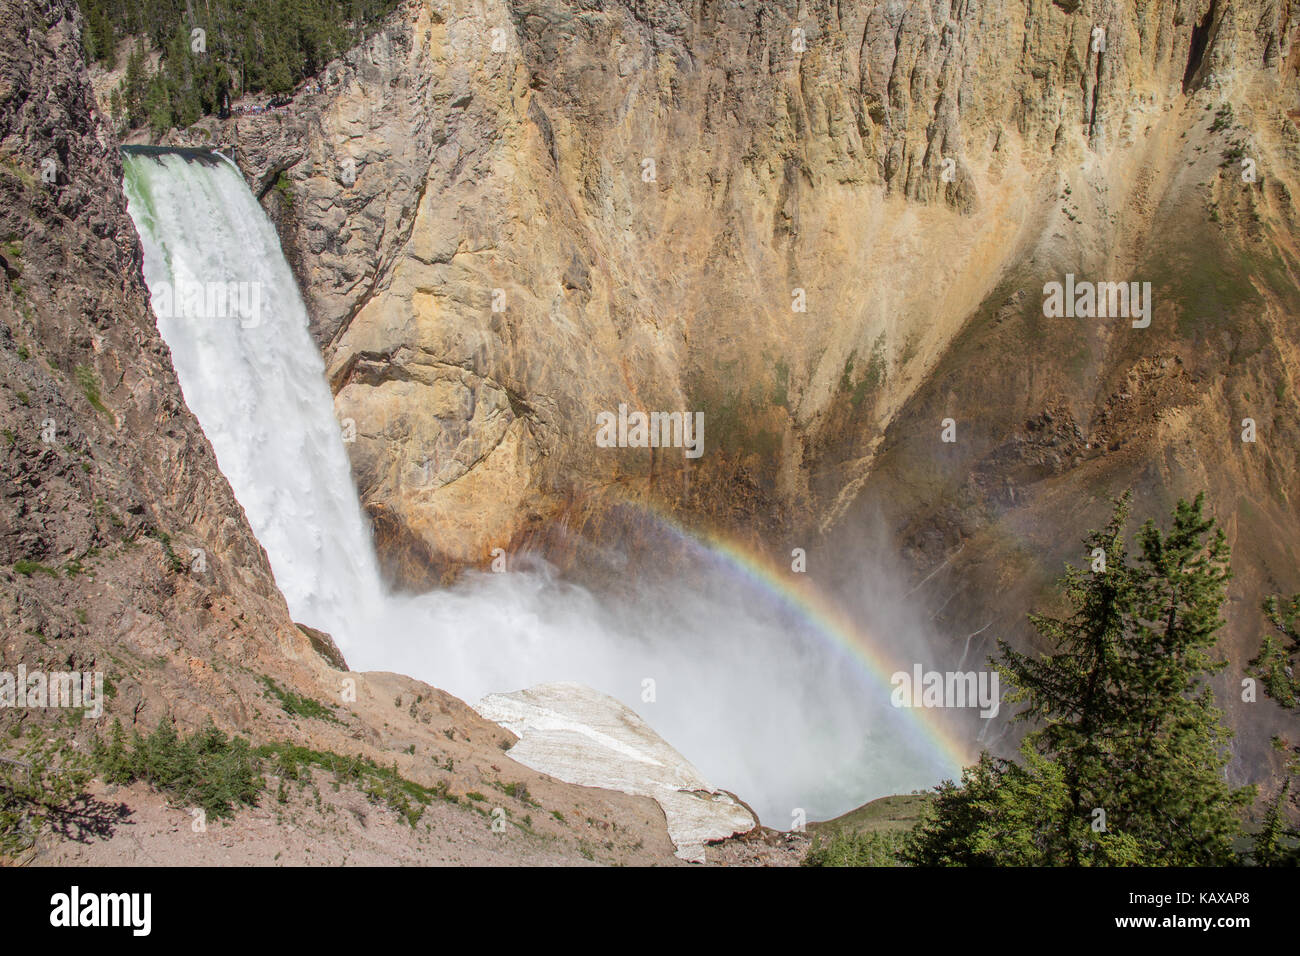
191 0 1299 592
161 0 1300 773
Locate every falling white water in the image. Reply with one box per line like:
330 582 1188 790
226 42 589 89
121 150 962 824
121 150 384 642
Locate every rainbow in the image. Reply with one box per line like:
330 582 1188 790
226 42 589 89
610 498 977 777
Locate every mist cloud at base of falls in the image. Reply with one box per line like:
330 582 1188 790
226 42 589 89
122 151 963 825
350 555 959 823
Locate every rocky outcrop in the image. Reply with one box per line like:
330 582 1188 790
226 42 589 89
297 623 349 671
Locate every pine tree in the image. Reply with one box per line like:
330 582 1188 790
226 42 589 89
1249 592 1300 864
122 41 148 127
1117 494 1250 863
109 87 124 129
0 729 91 856
905 750 1062 866
906 493 1252 865
143 72 174 137
1253 592 1300 708
1252 779 1297 866
83 0 117 68
995 492 1135 864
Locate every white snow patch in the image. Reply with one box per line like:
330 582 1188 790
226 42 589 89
476 682 756 861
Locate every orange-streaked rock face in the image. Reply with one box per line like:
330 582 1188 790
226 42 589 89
188 1 1299 610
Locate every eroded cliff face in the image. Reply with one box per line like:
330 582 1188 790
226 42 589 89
188 1 1300 623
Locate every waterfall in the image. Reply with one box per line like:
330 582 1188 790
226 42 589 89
122 149 384 642
121 149 961 825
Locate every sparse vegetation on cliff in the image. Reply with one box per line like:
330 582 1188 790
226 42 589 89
88 718 457 828
93 718 264 821
259 675 342 725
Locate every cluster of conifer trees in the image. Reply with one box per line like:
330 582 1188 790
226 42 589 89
76 0 399 133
